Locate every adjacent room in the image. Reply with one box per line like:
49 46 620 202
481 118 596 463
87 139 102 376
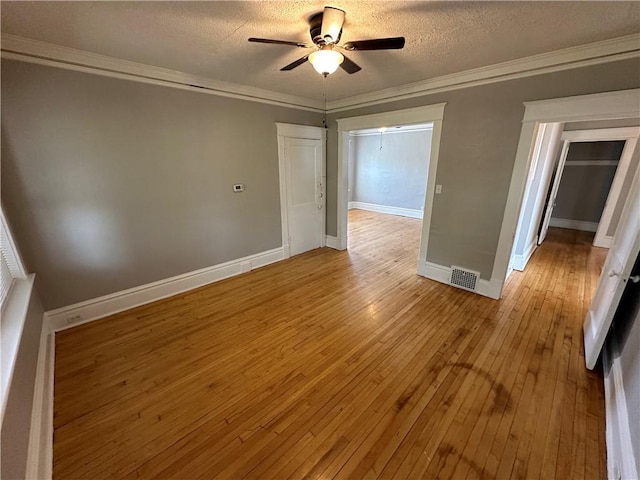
346 124 432 266
1 2 639 480
511 122 640 274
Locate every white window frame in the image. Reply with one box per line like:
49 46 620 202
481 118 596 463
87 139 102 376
1 205 27 306
1 204 33 422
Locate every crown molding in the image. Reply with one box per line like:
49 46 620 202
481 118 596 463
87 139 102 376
327 34 640 114
0 34 324 112
2 33 639 116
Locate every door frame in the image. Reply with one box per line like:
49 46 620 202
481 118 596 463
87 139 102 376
561 127 640 248
335 103 446 275
509 122 564 273
276 123 326 259
537 127 640 247
493 88 640 298
537 137 571 245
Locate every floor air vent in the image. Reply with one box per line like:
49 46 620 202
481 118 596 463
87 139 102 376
450 266 479 291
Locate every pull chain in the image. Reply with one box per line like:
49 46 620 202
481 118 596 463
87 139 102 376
323 75 328 128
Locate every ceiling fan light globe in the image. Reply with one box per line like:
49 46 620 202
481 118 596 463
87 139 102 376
308 50 344 75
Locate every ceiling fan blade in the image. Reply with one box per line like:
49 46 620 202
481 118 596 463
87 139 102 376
280 55 310 71
340 54 361 74
342 37 406 51
248 38 310 48
320 6 345 44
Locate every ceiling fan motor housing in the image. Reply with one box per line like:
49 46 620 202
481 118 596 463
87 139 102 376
309 12 341 45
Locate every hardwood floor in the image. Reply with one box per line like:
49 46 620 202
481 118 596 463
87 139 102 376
53 210 608 479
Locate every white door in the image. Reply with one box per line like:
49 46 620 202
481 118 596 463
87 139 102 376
285 137 324 256
593 138 639 248
583 164 640 369
538 140 570 244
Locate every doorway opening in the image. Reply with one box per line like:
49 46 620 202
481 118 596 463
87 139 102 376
335 103 446 277
510 125 639 273
346 123 432 259
492 89 640 372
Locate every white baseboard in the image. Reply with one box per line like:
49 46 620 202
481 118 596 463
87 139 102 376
419 261 450 283
349 201 424 219
549 218 598 232
604 344 638 480
478 278 503 300
45 247 285 332
512 241 537 271
593 235 613 249
419 262 502 300
325 235 340 249
25 329 54 480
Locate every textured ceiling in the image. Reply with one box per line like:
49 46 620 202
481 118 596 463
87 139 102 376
2 1 639 102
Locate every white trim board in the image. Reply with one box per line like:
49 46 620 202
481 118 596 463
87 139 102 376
349 124 434 136
275 123 326 140
1 34 323 113
327 34 640 113
337 104 446 132
418 262 502 300
522 90 640 124
512 241 537 272
492 89 640 299
561 126 640 141
549 218 599 232
45 247 285 332
25 329 54 480
325 236 340 250
349 202 423 219
603 343 639 480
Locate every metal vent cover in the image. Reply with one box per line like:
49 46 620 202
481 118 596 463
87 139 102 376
450 266 479 291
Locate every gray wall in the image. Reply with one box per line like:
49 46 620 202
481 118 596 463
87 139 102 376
552 141 623 223
326 58 640 279
350 130 432 210
1 60 323 310
1 288 44 480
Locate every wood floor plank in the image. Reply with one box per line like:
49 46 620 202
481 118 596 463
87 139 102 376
53 211 608 479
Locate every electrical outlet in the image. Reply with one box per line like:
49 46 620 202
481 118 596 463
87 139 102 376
435 184 443 194
233 184 245 192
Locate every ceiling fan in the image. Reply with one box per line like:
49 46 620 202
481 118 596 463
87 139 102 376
248 6 405 76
